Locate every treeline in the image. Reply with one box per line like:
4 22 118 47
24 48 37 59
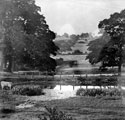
54 33 90 53
86 9 125 73
0 0 58 72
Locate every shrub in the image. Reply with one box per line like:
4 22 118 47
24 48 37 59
0 108 15 114
77 77 86 82
45 106 76 120
77 76 118 86
12 85 44 96
76 88 121 97
74 70 82 74
0 91 15 113
76 88 85 96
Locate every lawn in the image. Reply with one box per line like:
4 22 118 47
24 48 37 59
36 96 125 120
0 74 125 120
0 89 125 120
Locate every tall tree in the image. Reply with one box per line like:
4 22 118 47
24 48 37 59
0 0 58 72
86 32 110 65
98 9 125 73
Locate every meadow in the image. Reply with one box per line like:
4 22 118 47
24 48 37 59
0 55 125 120
0 74 125 120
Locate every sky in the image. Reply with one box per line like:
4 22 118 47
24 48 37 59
35 0 125 35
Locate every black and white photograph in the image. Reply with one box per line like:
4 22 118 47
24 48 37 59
0 0 125 119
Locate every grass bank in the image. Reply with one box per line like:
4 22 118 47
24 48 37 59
36 96 125 120
0 89 125 120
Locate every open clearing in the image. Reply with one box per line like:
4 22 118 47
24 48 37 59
0 87 125 120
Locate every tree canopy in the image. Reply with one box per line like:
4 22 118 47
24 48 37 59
54 34 79 53
98 9 125 72
0 0 58 72
86 32 110 65
87 9 125 72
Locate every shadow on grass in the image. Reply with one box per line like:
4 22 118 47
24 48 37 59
0 108 15 114
95 118 125 120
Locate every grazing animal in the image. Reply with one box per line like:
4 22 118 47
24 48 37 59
1 81 12 90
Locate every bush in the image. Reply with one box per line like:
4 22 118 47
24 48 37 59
74 70 82 75
56 58 64 65
45 106 76 120
72 50 83 55
77 76 86 82
76 88 121 97
76 88 86 96
77 76 118 86
12 85 44 96
0 108 15 114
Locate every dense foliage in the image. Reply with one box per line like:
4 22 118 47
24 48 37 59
54 34 79 52
0 0 58 72
87 9 125 72
12 85 44 96
54 33 90 53
98 9 125 72
76 88 121 97
86 32 110 64
45 106 76 120
77 76 118 86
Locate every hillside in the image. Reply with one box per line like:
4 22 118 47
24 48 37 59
54 33 94 54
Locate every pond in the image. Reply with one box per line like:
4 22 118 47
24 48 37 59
15 84 125 109
29 85 125 101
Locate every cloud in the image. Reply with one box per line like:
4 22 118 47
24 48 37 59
35 0 125 34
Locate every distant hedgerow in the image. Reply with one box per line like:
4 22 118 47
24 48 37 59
12 85 44 96
76 88 121 97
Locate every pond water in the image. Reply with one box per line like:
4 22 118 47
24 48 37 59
16 84 125 109
29 85 125 102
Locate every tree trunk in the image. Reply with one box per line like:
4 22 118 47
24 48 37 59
118 64 121 74
7 56 12 72
118 60 122 76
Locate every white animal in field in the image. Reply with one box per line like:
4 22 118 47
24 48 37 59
1 81 12 90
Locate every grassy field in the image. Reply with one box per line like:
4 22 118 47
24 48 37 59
0 77 125 120
39 96 125 120
0 64 125 120
0 93 125 120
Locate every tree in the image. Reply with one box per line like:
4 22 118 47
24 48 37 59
63 33 69 38
98 9 125 73
54 34 79 53
80 33 89 38
73 50 83 55
0 0 58 72
86 32 110 65
69 34 79 44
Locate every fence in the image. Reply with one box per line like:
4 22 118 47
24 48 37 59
0 71 118 79
12 71 119 79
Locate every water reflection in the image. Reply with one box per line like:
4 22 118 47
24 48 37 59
30 85 125 102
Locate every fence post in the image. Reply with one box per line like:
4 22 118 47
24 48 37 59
86 74 87 78
80 73 81 77
60 84 62 90
18 72 20 78
73 72 74 78
53 71 55 81
25 72 27 79
32 72 34 79
60 72 62 81
59 72 62 86
46 71 48 79
39 71 41 77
